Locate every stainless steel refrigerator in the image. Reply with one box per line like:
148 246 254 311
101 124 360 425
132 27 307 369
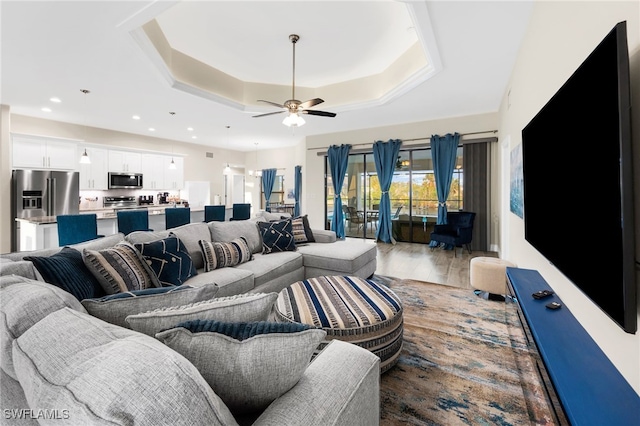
11 169 79 251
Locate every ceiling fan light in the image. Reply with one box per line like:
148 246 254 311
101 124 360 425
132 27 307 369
79 148 91 164
282 114 294 127
283 113 305 127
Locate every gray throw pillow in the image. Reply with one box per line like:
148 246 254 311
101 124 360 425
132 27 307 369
167 223 211 270
208 220 262 254
81 283 219 328
0 277 86 380
12 308 237 426
156 320 326 414
126 292 278 337
82 242 161 294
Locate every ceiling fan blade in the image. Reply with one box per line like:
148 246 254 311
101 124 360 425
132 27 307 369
257 100 285 108
299 98 324 109
252 110 286 118
302 109 337 117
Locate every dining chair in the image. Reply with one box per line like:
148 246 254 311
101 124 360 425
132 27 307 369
342 205 353 230
57 214 104 246
346 206 373 231
392 206 403 219
230 203 251 221
204 205 226 222
165 207 191 230
117 210 153 235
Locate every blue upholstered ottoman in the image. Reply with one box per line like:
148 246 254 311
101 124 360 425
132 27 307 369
275 275 403 373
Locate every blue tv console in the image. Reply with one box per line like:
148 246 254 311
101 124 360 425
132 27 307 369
506 267 640 425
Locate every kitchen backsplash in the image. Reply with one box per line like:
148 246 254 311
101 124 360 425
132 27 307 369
79 189 182 210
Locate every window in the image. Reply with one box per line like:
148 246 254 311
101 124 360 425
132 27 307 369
260 175 284 209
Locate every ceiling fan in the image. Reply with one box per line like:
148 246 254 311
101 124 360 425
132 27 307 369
252 34 336 127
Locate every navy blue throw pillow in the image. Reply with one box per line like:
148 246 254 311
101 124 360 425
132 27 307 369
134 236 197 286
258 219 296 254
25 247 105 301
90 285 193 301
174 320 311 341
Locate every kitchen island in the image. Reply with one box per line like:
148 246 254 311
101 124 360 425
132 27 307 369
15 206 230 251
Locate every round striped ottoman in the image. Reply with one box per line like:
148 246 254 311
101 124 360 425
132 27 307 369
275 275 403 373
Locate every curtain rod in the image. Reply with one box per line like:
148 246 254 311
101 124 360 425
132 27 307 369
309 130 498 154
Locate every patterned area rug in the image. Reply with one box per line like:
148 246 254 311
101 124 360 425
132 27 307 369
371 276 555 426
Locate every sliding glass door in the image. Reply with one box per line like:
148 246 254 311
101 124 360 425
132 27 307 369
325 153 377 238
325 147 463 243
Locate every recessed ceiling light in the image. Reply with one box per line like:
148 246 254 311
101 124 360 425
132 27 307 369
49 97 61 103
187 127 194 131
148 128 155 131
41 107 52 112
132 115 140 120
192 136 197 139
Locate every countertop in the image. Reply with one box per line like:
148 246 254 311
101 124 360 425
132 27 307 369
16 205 209 225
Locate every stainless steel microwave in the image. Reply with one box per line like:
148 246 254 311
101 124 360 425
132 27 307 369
108 172 143 189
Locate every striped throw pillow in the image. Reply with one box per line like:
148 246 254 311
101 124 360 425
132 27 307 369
290 217 309 244
82 243 161 294
198 237 253 272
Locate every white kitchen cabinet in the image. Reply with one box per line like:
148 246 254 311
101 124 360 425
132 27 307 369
13 135 78 170
79 146 108 190
141 153 166 190
164 156 184 190
108 150 142 173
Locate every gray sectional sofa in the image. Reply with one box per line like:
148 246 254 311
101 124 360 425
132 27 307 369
0 214 381 425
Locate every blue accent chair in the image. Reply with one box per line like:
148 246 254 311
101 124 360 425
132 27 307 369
204 205 226 222
230 203 251 221
165 207 191 230
57 214 104 246
429 211 476 256
117 210 153 235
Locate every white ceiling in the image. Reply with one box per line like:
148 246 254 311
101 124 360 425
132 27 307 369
0 1 534 152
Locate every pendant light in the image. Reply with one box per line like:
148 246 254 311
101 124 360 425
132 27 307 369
223 125 231 175
249 142 262 178
168 112 177 169
79 148 91 164
79 89 91 164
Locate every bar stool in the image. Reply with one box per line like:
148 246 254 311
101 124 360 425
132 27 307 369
230 203 251 221
165 207 191 230
117 210 153 235
204 205 226 222
57 214 104 246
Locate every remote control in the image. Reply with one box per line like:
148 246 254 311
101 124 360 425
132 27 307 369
546 301 562 310
532 290 554 299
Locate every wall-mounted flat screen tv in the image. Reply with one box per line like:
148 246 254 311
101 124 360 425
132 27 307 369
521 21 636 333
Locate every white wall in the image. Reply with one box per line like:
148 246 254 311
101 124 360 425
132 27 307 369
498 1 640 393
0 106 12 253
244 143 306 215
